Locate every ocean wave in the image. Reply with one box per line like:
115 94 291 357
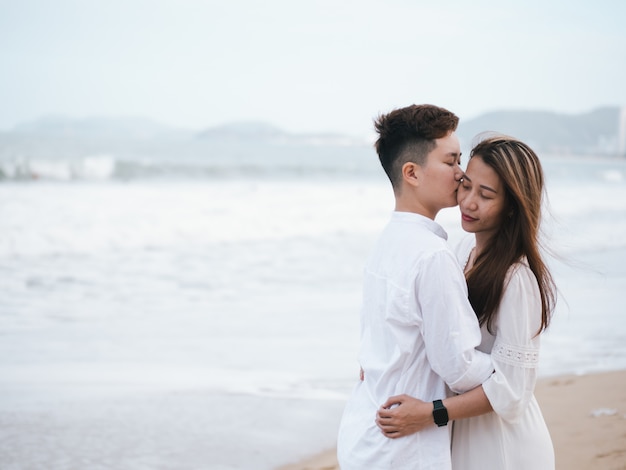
0 155 116 181
0 155 380 181
2 152 625 183
599 169 624 182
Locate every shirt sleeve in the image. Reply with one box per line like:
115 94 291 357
453 234 475 266
417 249 493 394
482 263 543 422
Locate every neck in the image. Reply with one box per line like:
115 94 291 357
395 198 436 220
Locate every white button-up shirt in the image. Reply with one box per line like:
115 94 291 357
337 212 493 470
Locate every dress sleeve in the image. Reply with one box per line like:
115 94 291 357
481 262 543 423
418 250 493 394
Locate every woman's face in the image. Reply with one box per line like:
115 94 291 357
457 156 507 238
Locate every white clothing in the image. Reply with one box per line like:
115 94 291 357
337 212 493 470
451 236 555 470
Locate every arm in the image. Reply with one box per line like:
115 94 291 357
418 251 493 393
376 385 493 438
378 264 544 438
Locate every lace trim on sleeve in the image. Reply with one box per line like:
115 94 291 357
492 339 539 368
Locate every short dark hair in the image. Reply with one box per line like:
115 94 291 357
374 104 459 188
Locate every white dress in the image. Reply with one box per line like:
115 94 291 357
451 237 555 470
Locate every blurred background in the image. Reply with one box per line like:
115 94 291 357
1 1 625 469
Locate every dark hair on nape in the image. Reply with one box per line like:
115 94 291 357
374 104 459 189
465 133 556 335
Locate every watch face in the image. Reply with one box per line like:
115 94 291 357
433 401 449 426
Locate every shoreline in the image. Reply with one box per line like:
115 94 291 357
276 369 626 470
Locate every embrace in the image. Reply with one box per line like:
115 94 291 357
337 104 556 470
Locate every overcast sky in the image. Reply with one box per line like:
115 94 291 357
1 0 625 136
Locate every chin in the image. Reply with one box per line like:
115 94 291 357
461 222 476 233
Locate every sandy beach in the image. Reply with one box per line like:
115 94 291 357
276 370 626 470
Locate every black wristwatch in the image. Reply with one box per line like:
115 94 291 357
432 399 449 427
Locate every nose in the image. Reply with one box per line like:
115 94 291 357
455 166 464 181
459 191 477 211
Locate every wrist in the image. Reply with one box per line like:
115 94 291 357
432 399 449 427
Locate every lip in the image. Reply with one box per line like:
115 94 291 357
461 213 477 222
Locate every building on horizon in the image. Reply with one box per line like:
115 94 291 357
619 106 626 157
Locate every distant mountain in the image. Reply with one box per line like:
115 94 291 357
196 121 285 141
13 116 194 140
6 107 625 156
457 107 622 155
195 121 368 146
10 117 367 146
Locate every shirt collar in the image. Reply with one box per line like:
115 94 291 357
391 211 448 240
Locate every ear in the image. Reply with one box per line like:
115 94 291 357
402 162 422 188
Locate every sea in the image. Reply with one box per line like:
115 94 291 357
0 137 625 469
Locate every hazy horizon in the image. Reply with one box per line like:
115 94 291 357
4 104 624 139
1 0 625 136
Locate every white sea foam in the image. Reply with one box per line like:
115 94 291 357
0 155 117 181
600 169 624 182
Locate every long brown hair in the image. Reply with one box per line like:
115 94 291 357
465 135 556 334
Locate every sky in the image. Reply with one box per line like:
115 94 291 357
1 0 625 137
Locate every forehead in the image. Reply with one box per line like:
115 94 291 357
466 157 503 187
432 132 461 156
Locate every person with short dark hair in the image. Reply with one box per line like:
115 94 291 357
336 104 493 470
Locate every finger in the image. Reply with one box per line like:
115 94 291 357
383 430 402 439
376 420 395 430
377 410 393 419
380 426 398 433
376 416 394 428
376 411 397 424
381 426 399 434
380 395 404 409
376 421 399 433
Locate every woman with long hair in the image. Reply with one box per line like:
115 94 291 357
376 134 557 469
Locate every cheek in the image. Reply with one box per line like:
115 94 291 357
489 206 506 225
457 188 470 204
